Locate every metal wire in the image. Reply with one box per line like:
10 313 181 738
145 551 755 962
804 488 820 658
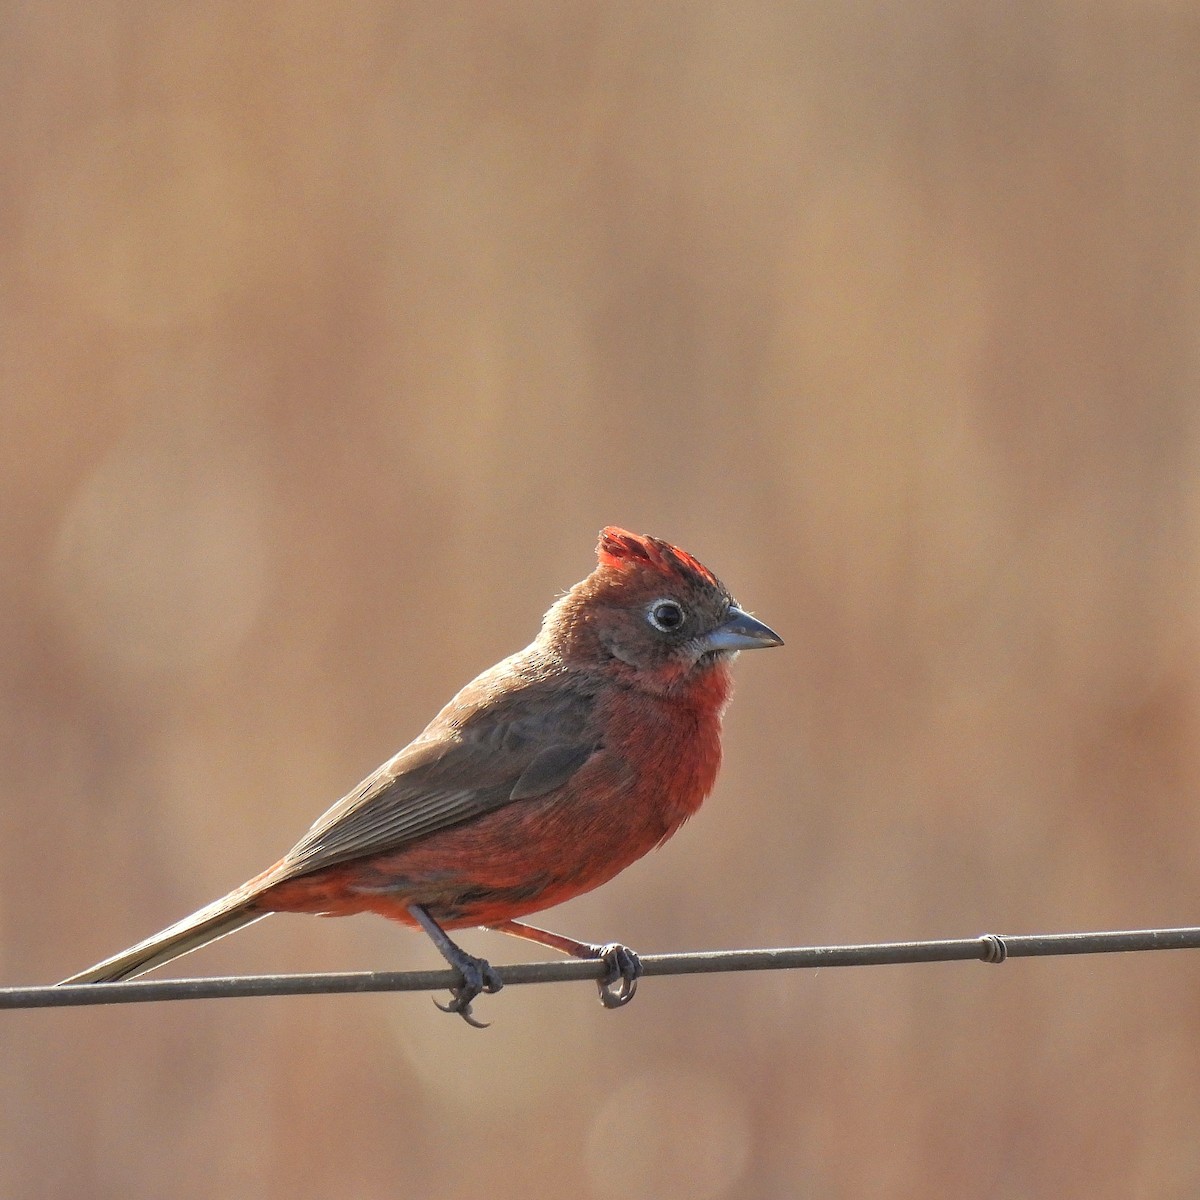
4 926 1200 1009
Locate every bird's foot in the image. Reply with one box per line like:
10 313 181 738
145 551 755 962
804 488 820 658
432 951 505 1028
590 942 642 1009
409 903 505 1028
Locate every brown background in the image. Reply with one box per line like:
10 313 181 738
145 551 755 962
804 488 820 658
4 5 1200 1198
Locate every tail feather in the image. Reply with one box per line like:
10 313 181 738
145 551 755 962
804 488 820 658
60 891 270 984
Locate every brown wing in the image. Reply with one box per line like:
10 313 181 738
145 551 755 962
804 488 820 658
273 659 600 882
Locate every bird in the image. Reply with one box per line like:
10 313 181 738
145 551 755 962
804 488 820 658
61 526 783 1025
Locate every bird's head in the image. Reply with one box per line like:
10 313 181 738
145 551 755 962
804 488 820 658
540 527 783 696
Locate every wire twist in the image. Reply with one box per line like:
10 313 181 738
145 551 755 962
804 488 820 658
978 933 1008 964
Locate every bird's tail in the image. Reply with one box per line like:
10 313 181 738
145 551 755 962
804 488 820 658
59 883 272 984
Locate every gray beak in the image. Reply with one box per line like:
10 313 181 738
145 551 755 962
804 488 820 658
702 605 784 652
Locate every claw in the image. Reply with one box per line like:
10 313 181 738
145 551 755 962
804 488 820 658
433 993 491 1029
432 953 504 1027
594 942 642 1009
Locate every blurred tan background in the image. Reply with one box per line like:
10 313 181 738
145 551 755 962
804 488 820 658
4 4 1200 1197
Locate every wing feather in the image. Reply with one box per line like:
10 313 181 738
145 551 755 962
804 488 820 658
274 660 600 881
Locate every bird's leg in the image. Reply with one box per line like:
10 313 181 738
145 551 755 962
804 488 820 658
487 917 642 1009
408 904 504 1028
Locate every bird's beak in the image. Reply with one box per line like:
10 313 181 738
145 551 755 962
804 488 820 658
702 606 784 652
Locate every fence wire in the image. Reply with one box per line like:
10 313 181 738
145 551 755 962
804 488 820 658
4 926 1200 1009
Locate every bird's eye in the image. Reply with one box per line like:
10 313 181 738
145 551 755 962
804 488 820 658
647 599 686 632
